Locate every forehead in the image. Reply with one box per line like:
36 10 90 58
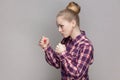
56 16 69 24
57 16 65 21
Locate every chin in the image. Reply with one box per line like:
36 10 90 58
61 33 69 38
63 35 69 38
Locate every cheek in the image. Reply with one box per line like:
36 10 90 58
68 27 73 34
64 23 72 32
64 26 73 35
66 24 73 32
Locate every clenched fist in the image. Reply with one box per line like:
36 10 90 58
39 36 49 49
55 43 66 54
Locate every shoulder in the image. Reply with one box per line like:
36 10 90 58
78 36 94 50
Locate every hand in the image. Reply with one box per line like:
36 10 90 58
39 36 49 49
55 43 66 54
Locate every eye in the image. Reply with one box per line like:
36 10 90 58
58 24 64 28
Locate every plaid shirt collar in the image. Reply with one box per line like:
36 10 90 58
69 30 86 44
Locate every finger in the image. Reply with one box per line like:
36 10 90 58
59 43 63 48
38 42 42 46
43 36 49 44
39 36 43 43
56 46 58 49
40 36 46 43
58 43 62 46
55 47 58 53
39 40 43 44
43 38 47 43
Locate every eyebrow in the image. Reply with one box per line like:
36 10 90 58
57 24 64 27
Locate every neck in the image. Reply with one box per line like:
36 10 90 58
70 26 81 39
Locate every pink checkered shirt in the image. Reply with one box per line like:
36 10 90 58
44 31 94 80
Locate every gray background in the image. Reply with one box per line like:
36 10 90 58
0 0 120 80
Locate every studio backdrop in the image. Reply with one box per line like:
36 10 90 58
0 0 120 80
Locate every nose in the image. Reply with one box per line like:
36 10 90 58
58 27 62 32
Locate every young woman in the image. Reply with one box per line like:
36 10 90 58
39 1 94 80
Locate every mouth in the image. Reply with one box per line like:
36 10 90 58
61 33 64 36
60 32 67 37
60 33 64 36
61 34 68 38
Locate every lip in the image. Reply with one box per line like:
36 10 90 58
60 32 66 37
61 33 64 36
61 33 67 38
60 33 64 36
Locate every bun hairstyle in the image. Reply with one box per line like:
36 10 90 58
66 1 81 15
57 1 81 26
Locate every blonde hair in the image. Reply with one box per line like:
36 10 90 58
57 1 81 26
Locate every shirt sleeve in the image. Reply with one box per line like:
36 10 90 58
44 45 60 69
58 44 94 79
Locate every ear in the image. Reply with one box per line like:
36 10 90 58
71 19 76 28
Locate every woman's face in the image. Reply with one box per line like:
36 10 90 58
56 16 74 38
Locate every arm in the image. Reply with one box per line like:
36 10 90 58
39 36 60 69
44 45 60 69
58 44 94 79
